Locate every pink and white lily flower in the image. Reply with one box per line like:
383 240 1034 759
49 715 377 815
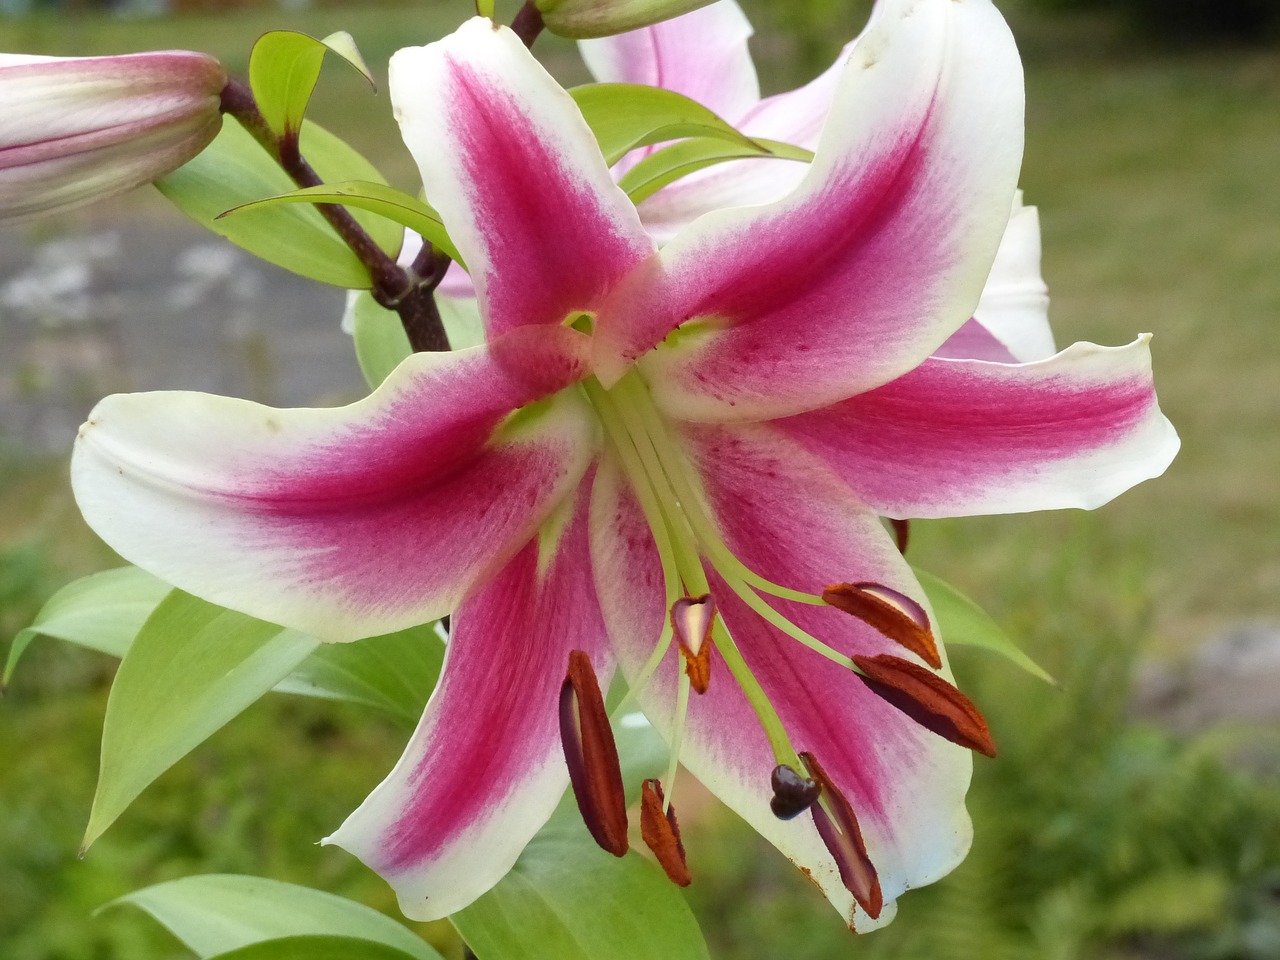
72 0 1178 931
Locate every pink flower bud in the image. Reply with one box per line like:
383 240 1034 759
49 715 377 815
0 50 226 221
534 0 715 38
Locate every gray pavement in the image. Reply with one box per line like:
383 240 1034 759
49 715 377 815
0 193 363 454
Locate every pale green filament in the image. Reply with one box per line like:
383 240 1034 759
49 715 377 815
584 369 837 777
663 671 693 812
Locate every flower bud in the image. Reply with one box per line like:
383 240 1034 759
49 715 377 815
534 0 716 38
0 50 226 222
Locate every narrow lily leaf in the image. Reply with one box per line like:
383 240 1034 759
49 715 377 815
273 622 444 726
222 180 461 265
104 874 441 960
570 83 761 165
156 120 401 288
206 936 422 960
451 821 709 960
249 31 373 140
7 564 441 719
319 32 374 87
84 591 319 850
4 566 169 684
914 567 1055 685
619 136 812 205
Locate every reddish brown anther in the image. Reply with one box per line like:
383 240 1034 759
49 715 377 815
851 653 997 758
769 764 822 820
640 778 692 887
823 582 941 669
560 650 629 857
799 752 883 920
671 594 716 694
889 518 910 555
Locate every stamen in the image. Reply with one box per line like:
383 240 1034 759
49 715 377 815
851 653 997 758
661 669 692 811
800 751 883 920
671 594 715 694
823 582 941 669
640 778 692 887
560 650 629 856
769 764 821 820
889 519 910 555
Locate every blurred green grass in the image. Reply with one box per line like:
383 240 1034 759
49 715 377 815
2 2 1279 958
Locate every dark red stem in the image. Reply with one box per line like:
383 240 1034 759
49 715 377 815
510 1 545 48
219 78 450 353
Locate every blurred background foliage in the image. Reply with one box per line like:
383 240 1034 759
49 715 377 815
2 0 1279 958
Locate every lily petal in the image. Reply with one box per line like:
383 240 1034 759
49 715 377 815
777 337 1180 519
390 18 654 340
326 478 609 920
596 0 1024 418
578 0 759 136
591 424 972 929
631 31 853 242
71 335 596 642
933 194 1054 362
968 194 1055 362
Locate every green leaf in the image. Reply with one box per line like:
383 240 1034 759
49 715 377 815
915 567 1055 685
84 592 319 850
156 120 400 288
350 291 482 390
5 566 170 684
207 937 423 960
249 31 373 140
8 562 441 719
452 819 709 960
619 136 812 205
454 712 695 960
274 622 444 726
571 83 761 166
105 874 440 960
318 32 375 88
222 180 461 265
351 291 412 389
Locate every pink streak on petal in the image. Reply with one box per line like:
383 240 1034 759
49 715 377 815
592 417 972 924
72 341 594 644
601 0 1025 418
384 480 604 866
242 337 589 620
328 477 609 919
777 339 1177 518
422 33 653 337
681 422 973 904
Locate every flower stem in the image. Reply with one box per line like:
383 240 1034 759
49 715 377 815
510 2 546 48
218 77 450 352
